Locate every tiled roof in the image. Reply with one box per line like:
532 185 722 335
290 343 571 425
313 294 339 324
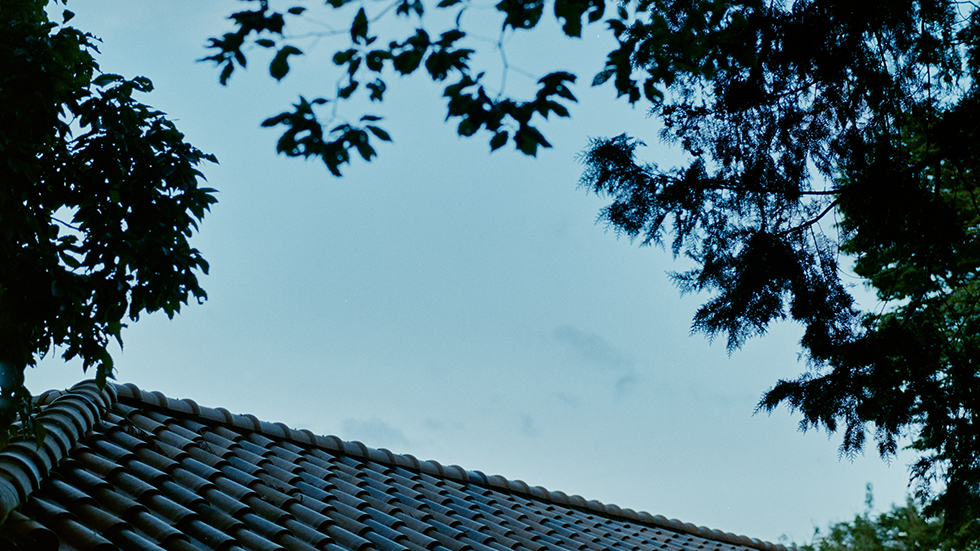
0 381 795 551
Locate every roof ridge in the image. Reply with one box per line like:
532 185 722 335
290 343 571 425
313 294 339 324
0 380 116 525
108 380 796 551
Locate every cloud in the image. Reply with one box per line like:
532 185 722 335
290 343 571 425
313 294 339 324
552 325 631 370
341 417 411 450
520 414 539 437
615 371 639 394
422 418 466 432
551 392 582 408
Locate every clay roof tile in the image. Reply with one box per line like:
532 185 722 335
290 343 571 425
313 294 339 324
0 381 799 551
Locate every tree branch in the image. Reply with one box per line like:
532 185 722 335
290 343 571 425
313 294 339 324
777 198 842 236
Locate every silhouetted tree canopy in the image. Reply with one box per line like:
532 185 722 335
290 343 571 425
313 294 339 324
1 1 216 446
804 485 970 551
210 0 980 540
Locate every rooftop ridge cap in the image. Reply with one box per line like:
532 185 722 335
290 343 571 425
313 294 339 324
0 380 116 526
107 382 798 551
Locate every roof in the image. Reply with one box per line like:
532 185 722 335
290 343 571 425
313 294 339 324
0 380 797 551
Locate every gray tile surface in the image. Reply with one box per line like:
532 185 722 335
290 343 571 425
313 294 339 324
0 382 795 551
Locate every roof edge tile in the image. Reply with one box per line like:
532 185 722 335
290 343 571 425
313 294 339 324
418 460 442 478
0 454 39 504
240 413 262 432
0 381 115 525
294 429 317 446
377 448 399 467
343 440 369 457
466 470 489 486
365 446 390 466
271 422 292 439
549 489 570 506
508 479 530 495
398 453 422 471
315 434 345 453
213 407 237 425
442 464 467 482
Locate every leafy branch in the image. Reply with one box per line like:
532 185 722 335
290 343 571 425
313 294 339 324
204 0 596 174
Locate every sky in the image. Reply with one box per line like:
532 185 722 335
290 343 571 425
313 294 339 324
30 0 915 545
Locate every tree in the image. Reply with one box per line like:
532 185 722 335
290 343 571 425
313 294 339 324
804 485 966 551
207 0 980 540
0 0 216 445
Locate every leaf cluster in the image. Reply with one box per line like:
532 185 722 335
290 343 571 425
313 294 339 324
205 0 590 174
804 486 970 551
1 0 216 447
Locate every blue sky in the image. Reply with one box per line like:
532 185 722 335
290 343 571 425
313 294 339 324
31 0 913 544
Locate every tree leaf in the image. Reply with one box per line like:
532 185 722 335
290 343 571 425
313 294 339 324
553 0 604 37
270 45 302 80
496 0 544 30
351 8 369 45
338 80 358 98
366 125 391 141
366 79 386 101
490 131 508 151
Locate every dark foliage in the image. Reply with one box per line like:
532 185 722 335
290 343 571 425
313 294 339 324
803 485 969 551
1 1 216 446
578 0 980 539
204 0 581 176
210 0 979 540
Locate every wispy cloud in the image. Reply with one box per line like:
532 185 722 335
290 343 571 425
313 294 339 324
342 417 411 450
551 392 582 408
552 325 631 370
422 418 466 432
615 371 639 394
520 414 539 437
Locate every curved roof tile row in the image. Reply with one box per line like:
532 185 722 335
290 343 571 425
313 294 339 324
0 381 795 551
